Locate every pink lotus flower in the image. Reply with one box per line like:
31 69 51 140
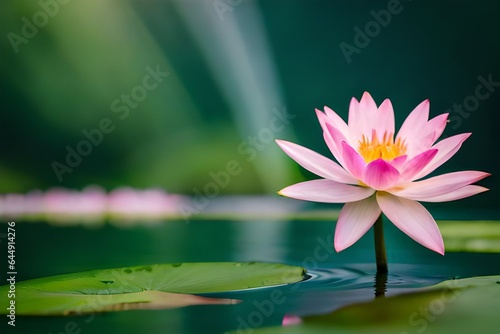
276 92 489 255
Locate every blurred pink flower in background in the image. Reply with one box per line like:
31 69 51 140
43 186 107 217
282 314 302 326
0 186 187 224
0 191 45 217
277 92 490 255
108 187 186 219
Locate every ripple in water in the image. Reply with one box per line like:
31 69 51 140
304 263 448 292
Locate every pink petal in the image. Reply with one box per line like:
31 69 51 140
275 140 358 184
278 179 374 203
374 99 395 138
334 195 381 252
323 106 338 118
325 122 352 149
399 149 438 182
316 108 351 141
421 185 489 202
404 114 448 157
316 108 354 167
324 122 359 168
318 112 348 165
348 93 377 142
322 106 351 139
376 192 444 255
341 141 365 179
426 113 449 144
391 155 407 170
410 131 436 159
413 133 471 180
362 159 400 190
347 97 359 129
322 130 344 166
359 91 378 113
396 99 430 157
389 171 490 200
396 99 429 139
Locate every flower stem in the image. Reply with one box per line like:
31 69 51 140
374 214 388 274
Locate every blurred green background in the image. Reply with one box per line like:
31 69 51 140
1 0 498 207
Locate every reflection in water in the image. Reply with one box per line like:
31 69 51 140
374 272 388 298
280 264 449 317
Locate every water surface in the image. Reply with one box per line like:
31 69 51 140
5 205 500 334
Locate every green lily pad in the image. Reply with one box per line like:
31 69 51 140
439 220 500 252
247 275 500 334
0 262 305 316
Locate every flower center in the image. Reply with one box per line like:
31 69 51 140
358 130 407 163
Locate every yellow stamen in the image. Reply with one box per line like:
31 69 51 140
358 130 406 163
